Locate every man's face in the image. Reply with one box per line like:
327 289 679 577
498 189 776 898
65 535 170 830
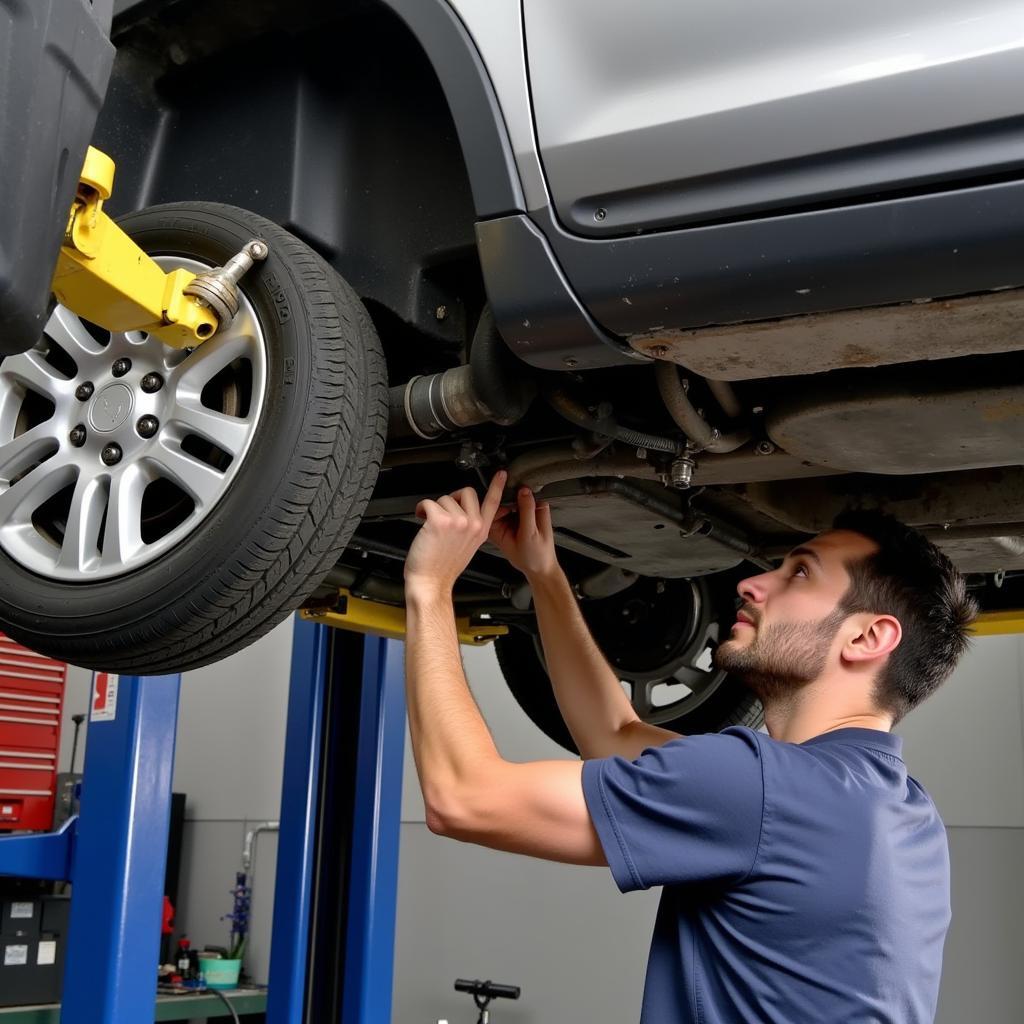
713 530 879 702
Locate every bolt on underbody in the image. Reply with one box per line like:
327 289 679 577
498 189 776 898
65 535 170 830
669 456 695 489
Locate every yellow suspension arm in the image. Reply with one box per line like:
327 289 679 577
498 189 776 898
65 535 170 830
50 146 219 348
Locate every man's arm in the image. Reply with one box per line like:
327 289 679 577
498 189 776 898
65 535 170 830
405 585 605 864
493 488 680 761
529 565 680 760
402 475 606 866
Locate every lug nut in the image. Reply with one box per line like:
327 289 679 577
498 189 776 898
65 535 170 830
136 416 159 438
75 382 94 401
140 373 164 393
100 443 122 466
111 358 132 377
69 425 87 447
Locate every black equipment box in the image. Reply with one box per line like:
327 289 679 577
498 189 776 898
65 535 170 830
0 886 70 1007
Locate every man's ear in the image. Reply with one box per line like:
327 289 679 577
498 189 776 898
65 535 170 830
842 614 902 666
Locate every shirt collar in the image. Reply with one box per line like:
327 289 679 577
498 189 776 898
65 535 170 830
799 727 903 758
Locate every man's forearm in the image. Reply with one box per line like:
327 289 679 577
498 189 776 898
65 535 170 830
404 584 502 828
529 568 640 759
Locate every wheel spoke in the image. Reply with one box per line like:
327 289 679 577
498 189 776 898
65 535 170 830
630 679 654 719
170 399 250 457
173 330 254 395
57 473 107 573
100 463 148 567
148 441 226 509
0 424 60 483
0 453 75 525
45 306 108 365
1 351 71 401
668 664 708 695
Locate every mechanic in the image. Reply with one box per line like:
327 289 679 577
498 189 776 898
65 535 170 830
403 469 976 1024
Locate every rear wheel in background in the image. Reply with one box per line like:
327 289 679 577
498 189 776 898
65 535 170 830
494 574 762 753
0 202 387 673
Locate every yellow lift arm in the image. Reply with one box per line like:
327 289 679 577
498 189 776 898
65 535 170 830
302 589 508 647
969 610 1024 637
51 146 266 347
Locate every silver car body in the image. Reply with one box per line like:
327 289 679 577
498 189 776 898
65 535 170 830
452 0 1024 232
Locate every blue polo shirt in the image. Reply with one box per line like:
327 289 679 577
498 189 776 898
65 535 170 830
582 727 950 1024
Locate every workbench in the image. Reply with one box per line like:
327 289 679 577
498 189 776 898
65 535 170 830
0 988 266 1022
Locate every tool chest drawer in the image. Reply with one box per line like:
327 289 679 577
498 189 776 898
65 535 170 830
0 636 67 831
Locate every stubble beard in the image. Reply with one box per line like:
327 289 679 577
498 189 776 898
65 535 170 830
713 607 848 708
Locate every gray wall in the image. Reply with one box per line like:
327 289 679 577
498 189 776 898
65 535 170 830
57 628 1024 1020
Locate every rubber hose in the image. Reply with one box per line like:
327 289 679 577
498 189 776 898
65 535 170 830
654 362 750 454
545 387 684 455
707 378 744 420
469 306 537 425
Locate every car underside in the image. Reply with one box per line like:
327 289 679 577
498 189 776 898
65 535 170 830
335 313 1024 621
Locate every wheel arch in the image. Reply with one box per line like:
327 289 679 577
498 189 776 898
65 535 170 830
95 0 527 350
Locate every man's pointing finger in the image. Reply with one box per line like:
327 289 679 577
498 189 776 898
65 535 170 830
481 470 508 525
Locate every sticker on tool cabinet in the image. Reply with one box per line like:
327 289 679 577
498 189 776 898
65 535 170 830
9 902 33 920
91 672 119 722
3 945 28 966
36 941 56 966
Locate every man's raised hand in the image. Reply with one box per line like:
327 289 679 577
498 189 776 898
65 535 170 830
404 470 508 596
489 485 559 581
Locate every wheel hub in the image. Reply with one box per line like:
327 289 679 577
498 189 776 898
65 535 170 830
88 383 134 433
581 577 730 724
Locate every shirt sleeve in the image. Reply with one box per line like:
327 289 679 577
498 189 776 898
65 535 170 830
581 727 765 893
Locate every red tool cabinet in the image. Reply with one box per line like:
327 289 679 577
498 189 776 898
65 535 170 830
0 634 67 831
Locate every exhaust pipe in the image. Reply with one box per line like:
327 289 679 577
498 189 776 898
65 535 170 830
389 307 536 440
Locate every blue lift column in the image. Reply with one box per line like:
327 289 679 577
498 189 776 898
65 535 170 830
0 671 181 1024
268 618 406 1024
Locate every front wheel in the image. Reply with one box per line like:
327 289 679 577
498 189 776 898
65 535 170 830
494 575 762 754
0 202 387 672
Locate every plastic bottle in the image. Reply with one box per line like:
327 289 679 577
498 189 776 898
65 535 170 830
175 937 192 981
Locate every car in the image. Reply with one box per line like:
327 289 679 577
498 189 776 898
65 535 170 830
2 0 1022 751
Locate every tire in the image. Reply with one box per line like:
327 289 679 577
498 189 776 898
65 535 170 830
0 202 387 673
494 574 762 754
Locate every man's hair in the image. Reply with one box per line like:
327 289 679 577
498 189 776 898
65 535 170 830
831 508 978 724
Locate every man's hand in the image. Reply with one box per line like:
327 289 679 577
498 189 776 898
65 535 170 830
404 470 507 597
488 486 559 581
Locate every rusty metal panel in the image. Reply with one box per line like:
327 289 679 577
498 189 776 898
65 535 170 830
767 378 1024 475
632 289 1024 381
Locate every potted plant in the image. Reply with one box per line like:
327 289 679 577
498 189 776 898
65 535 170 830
198 872 250 990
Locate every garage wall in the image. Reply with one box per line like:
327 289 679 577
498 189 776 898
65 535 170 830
897 634 1024 1024
57 626 1024 1019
